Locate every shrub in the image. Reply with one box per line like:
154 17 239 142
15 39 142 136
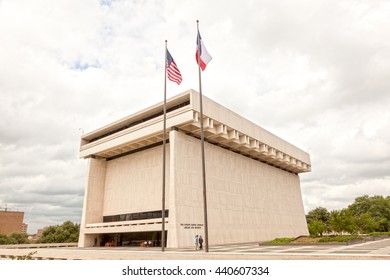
10 251 37 260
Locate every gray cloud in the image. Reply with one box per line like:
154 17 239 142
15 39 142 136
1 0 389 233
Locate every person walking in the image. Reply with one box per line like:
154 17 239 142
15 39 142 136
199 235 203 250
195 235 199 251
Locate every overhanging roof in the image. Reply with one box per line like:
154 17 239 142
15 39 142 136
80 89 311 174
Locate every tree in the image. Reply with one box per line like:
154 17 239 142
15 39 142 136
329 210 342 234
306 207 330 225
308 220 327 237
355 213 378 234
0 233 10 245
8 232 29 244
306 207 331 235
38 221 80 243
329 209 358 235
347 195 390 232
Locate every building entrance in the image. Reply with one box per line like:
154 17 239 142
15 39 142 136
101 231 167 247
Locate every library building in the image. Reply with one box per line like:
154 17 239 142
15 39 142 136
78 89 311 248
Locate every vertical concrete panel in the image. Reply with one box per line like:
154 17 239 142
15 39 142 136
167 130 178 248
169 131 208 248
103 145 169 215
170 131 308 248
78 158 107 247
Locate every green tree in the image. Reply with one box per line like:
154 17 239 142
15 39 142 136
355 213 378 234
329 209 358 235
308 220 327 237
329 210 342 234
306 207 331 225
8 232 29 244
38 221 80 243
0 233 10 245
347 195 390 232
306 195 390 236
306 207 331 235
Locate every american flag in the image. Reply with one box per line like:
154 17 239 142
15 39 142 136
166 49 182 85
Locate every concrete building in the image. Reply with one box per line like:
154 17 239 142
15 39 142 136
78 90 311 248
28 227 48 241
0 210 25 235
21 223 28 234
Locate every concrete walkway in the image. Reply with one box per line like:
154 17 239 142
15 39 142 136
1 238 390 260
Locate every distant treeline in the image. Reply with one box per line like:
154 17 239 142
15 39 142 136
0 220 79 245
306 195 390 236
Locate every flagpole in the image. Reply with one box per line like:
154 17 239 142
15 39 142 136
197 20 209 253
161 40 168 252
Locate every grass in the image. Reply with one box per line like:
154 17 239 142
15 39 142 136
265 235 368 244
318 235 363 243
368 232 390 236
264 238 295 244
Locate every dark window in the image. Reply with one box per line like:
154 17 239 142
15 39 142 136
103 210 169 223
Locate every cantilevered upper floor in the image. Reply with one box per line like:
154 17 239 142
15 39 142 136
80 89 311 174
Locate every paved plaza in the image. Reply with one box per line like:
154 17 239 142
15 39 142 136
1 238 390 260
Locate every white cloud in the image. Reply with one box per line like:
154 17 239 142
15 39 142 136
303 176 390 212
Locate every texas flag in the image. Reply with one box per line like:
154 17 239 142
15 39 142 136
196 31 212 71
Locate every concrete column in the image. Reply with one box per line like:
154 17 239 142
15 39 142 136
166 129 178 248
78 157 107 247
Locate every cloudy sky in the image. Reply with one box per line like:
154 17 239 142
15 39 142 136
1 0 389 234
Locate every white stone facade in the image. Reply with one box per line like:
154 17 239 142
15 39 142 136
78 90 310 248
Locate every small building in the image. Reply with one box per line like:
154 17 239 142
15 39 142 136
28 227 48 241
21 223 28 234
78 90 311 248
0 210 25 235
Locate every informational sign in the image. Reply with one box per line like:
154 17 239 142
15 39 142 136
180 223 203 229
